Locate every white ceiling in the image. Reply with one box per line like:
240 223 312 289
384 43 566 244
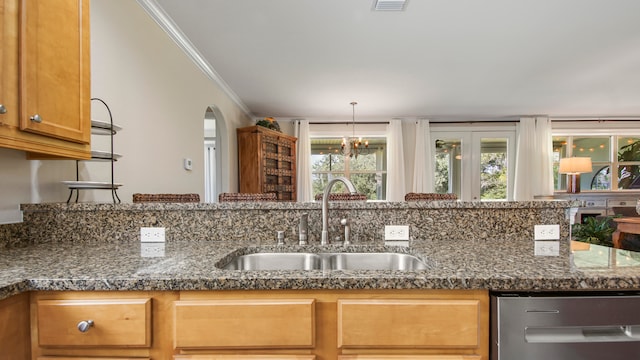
152 0 640 121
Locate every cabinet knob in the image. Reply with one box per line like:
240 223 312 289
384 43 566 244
30 114 42 123
0 104 6 114
77 319 94 333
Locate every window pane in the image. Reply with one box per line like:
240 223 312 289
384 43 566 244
553 137 569 160
552 137 568 190
618 137 640 161
434 138 461 196
573 137 610 162
480 138 507 200
590 165 611 190
618 165 640 189
311 139 345 172
312 173 345 196
310 137 387 200
350 173 383 200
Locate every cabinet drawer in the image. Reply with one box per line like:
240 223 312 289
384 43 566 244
174 299 315 349
37 298 151 347
339 356 480 360
338 299 479 348
608 199 636 207
38 358 149 360
174 356 315 359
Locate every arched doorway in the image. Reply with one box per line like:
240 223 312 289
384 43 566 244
204 106 227 202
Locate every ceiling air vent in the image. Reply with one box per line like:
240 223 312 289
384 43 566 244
374 0 408 11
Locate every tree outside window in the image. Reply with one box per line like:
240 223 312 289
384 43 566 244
311 138 386 200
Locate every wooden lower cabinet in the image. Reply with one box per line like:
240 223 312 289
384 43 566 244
174 299 315 349
0 292 31 360
174 356 315 360
30 291 178 360
26 289 488 360
338 356 480 360
174 290 488 360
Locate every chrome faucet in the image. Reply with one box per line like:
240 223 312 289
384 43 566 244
298 213 309 245
321 177 357 245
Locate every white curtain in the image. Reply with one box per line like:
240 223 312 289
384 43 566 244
514 116 554 200
295 120 313 202
386 119 406 201
412 120 434 192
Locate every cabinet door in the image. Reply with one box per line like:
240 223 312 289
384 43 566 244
338 356 481 360
19 0 90 144
0 293 31 360
174 299 315 349
174 356 315 360
0 0 19 134
38 358 149 360
338 299 480 349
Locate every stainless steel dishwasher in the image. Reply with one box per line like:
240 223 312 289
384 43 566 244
491 292 640 360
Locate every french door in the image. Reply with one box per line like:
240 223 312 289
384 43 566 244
431 129 516 201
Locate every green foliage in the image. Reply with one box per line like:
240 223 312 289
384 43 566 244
311 152 380 200
480 152 507 200
618 140 640 189
572 215 619 247
434 153 449 194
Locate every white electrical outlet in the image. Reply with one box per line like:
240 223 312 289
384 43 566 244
534 224 560 240
385 225 410 241
140 227 165 242
534 241 560 256
141 242 165 257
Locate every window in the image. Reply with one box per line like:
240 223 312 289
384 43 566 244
311 138 387 200
432 127 515 201
553 135 640 191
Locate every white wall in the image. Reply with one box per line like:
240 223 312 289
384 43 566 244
0 0 251 223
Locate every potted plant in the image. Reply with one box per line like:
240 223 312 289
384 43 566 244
572 215 619 247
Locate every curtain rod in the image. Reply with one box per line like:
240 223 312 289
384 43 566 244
306 121 389 125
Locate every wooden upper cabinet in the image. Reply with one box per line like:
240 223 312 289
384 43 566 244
0 0 19 135
19 0 90 144
0 0 90 158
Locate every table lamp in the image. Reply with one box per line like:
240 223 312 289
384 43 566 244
559 157 592 193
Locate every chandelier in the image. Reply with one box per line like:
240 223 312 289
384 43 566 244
341 101 369 158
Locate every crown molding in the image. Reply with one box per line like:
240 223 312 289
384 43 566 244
135 0 251 116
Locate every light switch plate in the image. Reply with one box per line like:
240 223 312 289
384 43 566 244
534 224 560 240
534 241 560 256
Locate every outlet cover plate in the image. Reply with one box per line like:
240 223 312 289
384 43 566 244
534 224 560 240
141 242 165 257
140 227 165 242
385 225 409 241
534 241 560 256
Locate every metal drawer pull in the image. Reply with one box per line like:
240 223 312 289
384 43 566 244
0 104 6 114
77 319 94 332
30 114 42 123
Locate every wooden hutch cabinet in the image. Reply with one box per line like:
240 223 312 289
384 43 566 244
237 125 297 201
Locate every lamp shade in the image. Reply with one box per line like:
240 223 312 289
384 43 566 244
559 157 592 174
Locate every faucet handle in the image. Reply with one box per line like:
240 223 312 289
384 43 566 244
299 213 309 245
340 218 351 246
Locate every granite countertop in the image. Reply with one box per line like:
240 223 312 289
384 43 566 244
2 235 640 300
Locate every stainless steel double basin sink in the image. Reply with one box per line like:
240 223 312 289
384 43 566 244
219 251 429 271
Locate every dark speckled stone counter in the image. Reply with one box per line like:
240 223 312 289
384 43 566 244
1 200 638 300
1 234 639 300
